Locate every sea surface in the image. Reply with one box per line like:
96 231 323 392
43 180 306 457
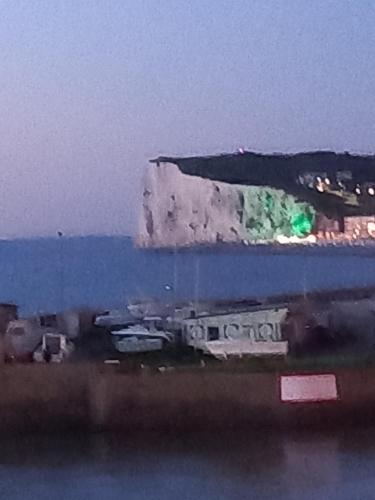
1 236 375 315
2 428 375 499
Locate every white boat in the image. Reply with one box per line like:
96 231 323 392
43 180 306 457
95 309 137 328
111 325 173 353
114 336 164 353
95 302 172 329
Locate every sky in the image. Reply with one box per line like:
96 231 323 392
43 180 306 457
0 0 375 238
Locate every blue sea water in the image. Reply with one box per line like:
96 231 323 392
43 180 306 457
1 236 375 315
1 429 375 500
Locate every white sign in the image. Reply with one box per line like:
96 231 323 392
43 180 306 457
281 374 338 403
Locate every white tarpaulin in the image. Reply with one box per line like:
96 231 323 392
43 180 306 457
204 340 288 359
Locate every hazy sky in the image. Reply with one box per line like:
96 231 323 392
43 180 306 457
1 0 374 237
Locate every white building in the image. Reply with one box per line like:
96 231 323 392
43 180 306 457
183 305 288 358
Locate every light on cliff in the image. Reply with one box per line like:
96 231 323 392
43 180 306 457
291 212 314 237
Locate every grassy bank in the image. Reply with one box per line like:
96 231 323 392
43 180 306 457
0 361 374 433
96 348 375 375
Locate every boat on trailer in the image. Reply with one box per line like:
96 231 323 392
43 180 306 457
110 322 173 354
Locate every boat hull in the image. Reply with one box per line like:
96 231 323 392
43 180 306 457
113 337 163 353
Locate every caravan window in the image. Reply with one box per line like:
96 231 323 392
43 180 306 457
45 336 61 355
207 326 219 341
9 327 25 336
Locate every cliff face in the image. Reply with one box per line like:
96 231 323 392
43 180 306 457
137 163 245 248
137 162 316 248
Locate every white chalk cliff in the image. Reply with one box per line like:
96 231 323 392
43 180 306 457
137 163 246 247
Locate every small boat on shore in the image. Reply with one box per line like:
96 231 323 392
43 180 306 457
110 324 173 353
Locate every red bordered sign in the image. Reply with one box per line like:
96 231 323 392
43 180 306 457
280 374 338 403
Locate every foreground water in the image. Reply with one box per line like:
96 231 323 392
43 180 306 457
2 236 375 315
1 429 375 499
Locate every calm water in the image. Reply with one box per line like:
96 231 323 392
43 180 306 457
1 236 375 315
1 429 375 499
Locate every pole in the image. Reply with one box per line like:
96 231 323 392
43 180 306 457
173 245 178 306
194 255 200 312
58 231 64 311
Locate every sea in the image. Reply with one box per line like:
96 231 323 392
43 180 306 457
1 236 375 316
2 428 375 499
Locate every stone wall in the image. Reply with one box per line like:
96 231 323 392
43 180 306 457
344 216 375 239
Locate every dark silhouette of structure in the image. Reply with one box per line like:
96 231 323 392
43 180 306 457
152 151 375 219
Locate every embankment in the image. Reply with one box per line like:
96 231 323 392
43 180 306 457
0 364 374 433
